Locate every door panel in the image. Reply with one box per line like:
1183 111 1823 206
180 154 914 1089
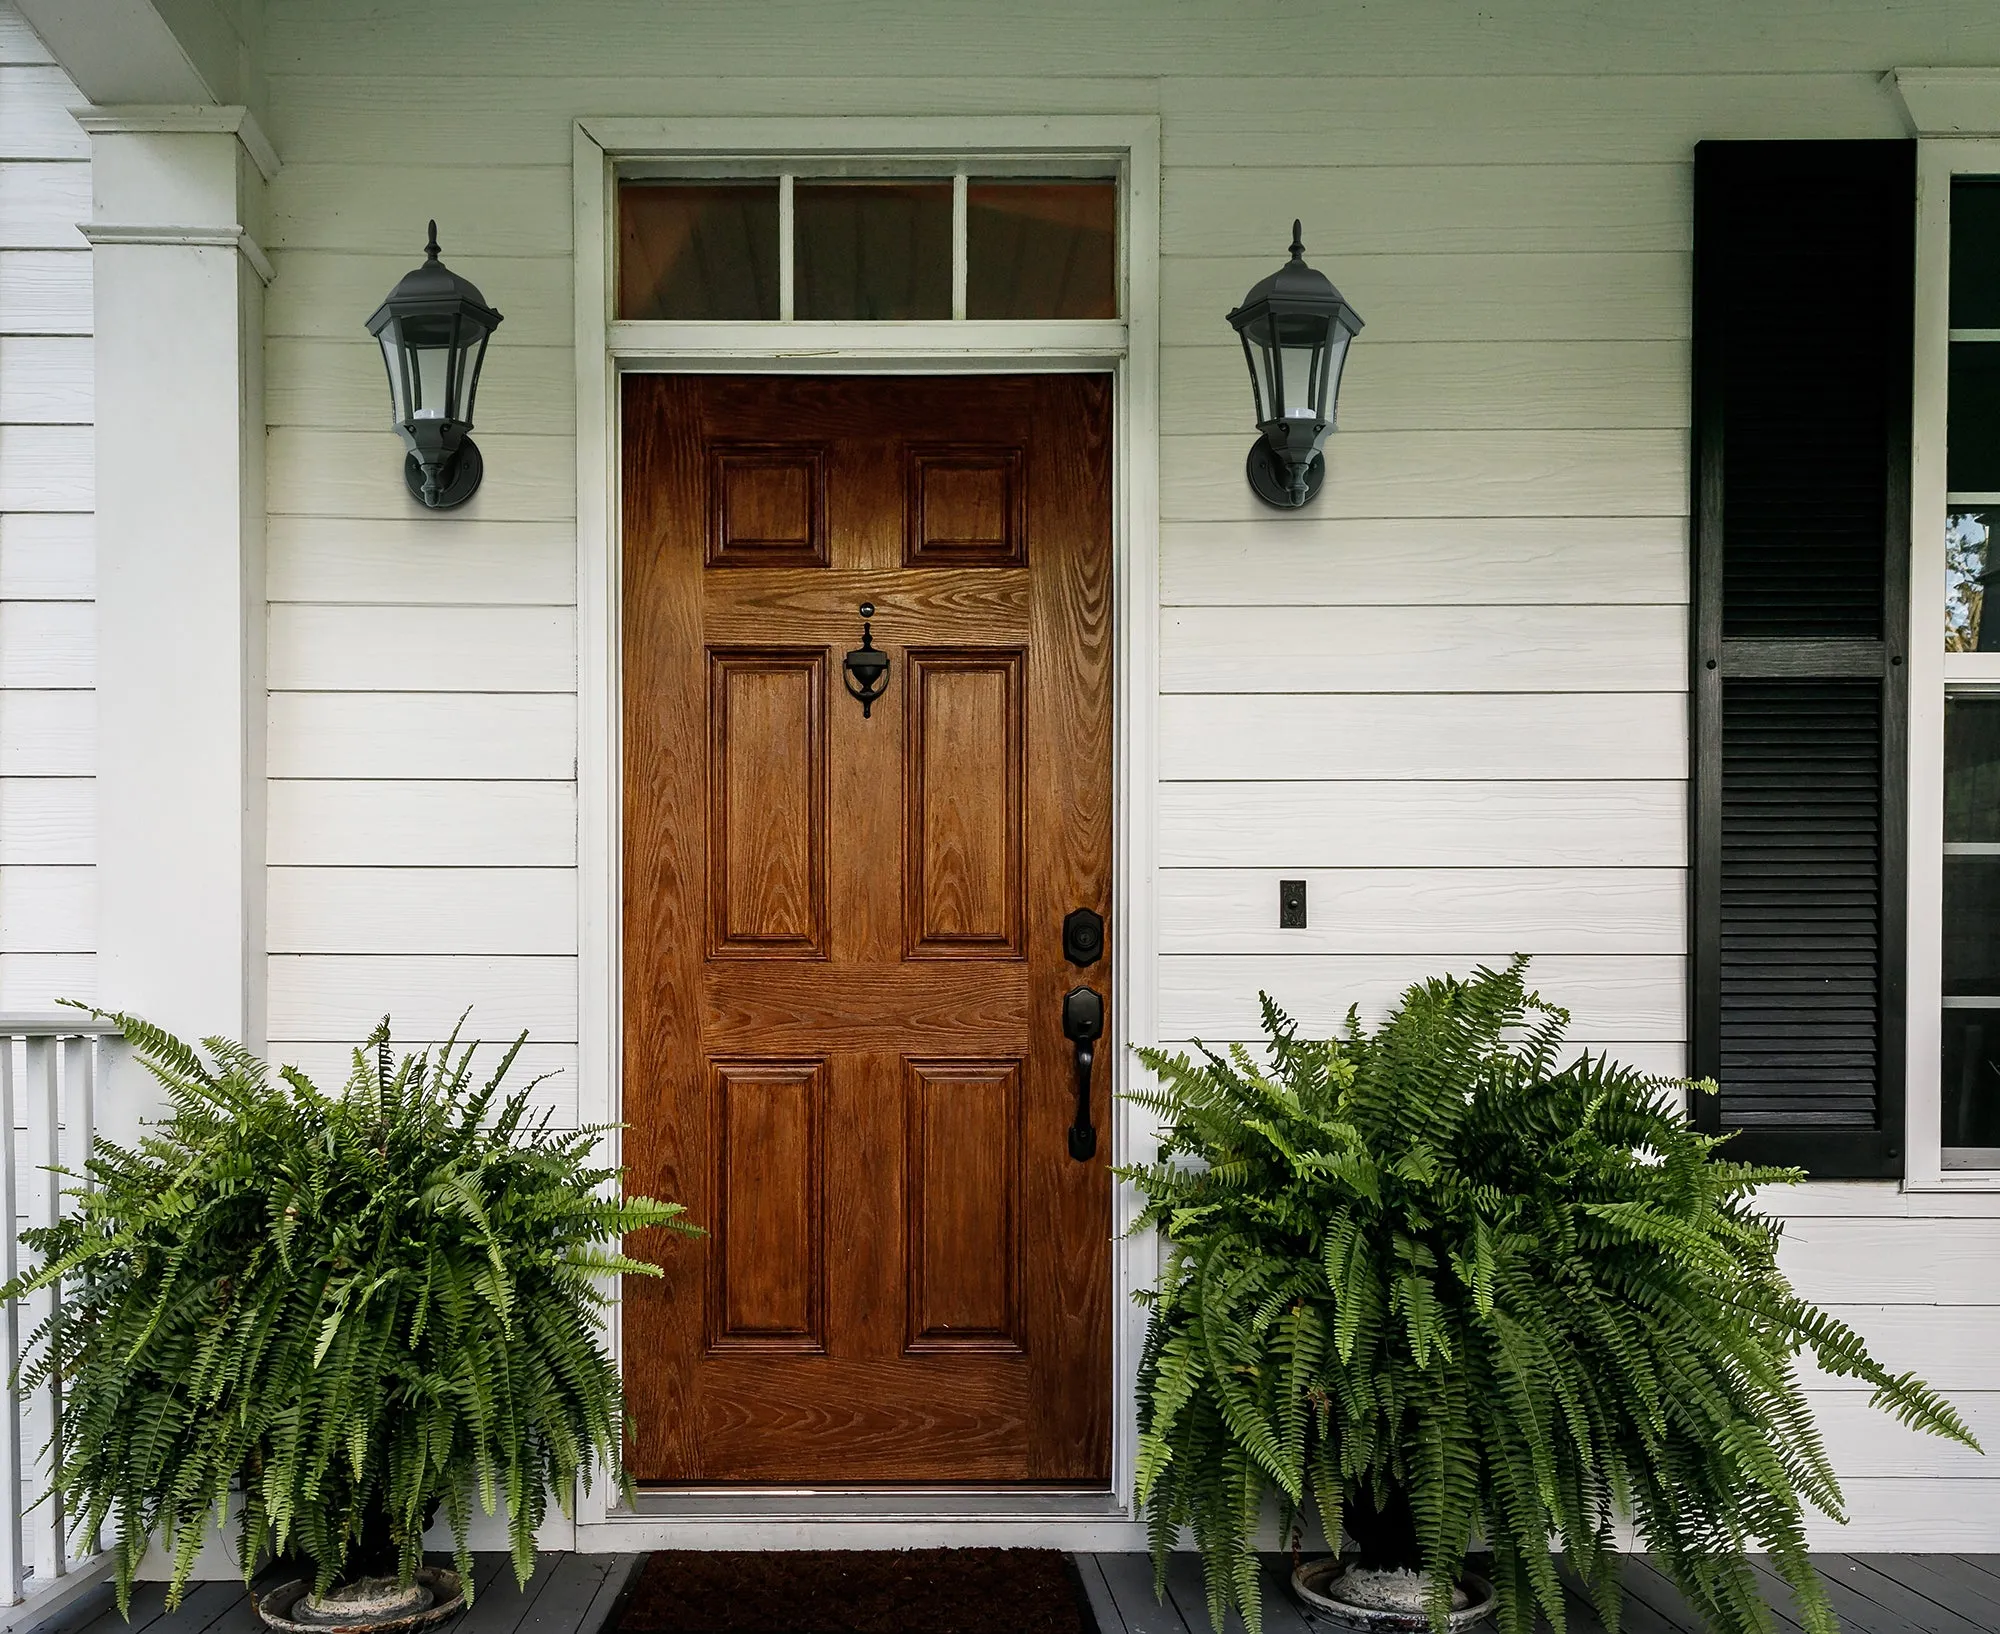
622 373 1113 1485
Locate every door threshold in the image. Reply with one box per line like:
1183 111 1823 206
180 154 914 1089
621 1488 1128 1522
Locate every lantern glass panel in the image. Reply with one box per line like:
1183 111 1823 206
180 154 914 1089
394 312 461 422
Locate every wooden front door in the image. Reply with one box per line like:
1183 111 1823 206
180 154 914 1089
621 374 1113 1485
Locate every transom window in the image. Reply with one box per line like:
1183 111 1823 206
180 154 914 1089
615 171 1119 323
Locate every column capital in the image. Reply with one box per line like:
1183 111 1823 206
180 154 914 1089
73 104 279 181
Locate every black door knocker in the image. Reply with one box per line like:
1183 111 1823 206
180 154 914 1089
842 603 890 718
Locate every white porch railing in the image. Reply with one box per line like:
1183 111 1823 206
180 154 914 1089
0 1018 119 1631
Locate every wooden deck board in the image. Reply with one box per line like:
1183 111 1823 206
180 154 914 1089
1095 1551 1193 1634
1076 1553 1129 1634
1866 1555 2000 1628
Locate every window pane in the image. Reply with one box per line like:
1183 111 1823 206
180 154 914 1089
619 182 779 321
1949 342 2000 493
1946 693 2000 840
1943 1005 2000 1150
1947 509 1998 651
1950 176 2000 330
794 182 951 321
966 181 1117 320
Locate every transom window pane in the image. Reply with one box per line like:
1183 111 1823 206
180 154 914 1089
794 181 952 321
966 180 1118 319
618 181 780 320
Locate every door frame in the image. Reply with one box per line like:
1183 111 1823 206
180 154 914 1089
572 114 1161 1548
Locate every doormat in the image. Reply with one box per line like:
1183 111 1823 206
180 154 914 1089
614 1548 1098 1634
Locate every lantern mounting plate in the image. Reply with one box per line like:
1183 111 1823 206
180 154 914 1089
403 439 483 510
1245 440 1324 509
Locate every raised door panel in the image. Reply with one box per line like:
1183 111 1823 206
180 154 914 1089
706 1059 824 1353
708 650 827 957
708 443 827 568
904 650 1025 958
904 1060 1024 1354
906 446 1026 567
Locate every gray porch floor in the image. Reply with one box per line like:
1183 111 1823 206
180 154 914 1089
33 1549 2000 1634
1083 1551 2000 1634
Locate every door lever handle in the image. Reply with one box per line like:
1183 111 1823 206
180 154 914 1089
1062 986 1104 1161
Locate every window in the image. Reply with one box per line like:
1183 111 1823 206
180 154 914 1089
1690 140 1915 1178
615 173 1119 323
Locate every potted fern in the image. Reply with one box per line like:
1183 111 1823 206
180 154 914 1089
1126 958 1977 1634
5 1012 695 1627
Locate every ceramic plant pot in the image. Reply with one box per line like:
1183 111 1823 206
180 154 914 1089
256 1566 465 1634
1291 1556 1497 1634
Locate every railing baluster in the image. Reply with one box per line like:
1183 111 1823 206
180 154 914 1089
61 1037 96 1565
0 1038 23 1607
24 1038 59 1589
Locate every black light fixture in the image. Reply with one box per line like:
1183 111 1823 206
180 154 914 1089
366 221 503 510
1227 220 1363 509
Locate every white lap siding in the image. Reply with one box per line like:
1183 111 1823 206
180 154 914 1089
257 0 2000 1539
0 1 90 1014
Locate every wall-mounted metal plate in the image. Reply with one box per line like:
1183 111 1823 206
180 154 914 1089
1062 907 1105 967
1279 879 1308 929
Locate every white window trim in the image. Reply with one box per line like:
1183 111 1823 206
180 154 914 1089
570 114 1162 1545
1905 133 2000 1189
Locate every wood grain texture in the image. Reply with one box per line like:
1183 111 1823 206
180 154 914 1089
1160 516 1687 606
621 373 1111 1484
1160 780 1686 868
0 597 88 685
266 866 577 953
0 250 89 335
0 688 91 774
1159 868 1685 955
266 692 575 778
0 424 90 509
0 950 92 1009
267 516 575 604
0 775 90 863
1160 953 1686 1040
267 780 576 866
1162 605 1685 693
0 334 88 423
0 513 92 598
266 953 578 1040
1160 693 1685 781
0 66 88 160
267 604 575 692
0 161 85 249
0 862 91 950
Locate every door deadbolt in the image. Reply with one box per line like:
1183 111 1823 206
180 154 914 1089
1063 907 1105 967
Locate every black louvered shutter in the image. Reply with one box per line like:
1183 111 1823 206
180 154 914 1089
1691 141 1913 1177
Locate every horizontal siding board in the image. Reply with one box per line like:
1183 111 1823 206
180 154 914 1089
0 688 90 773
274 1038 579 1122
267 953 578 1041
0 863 91 951
0 334 88 422
1777 1217 2000 1305
0 249 88 334
1163 340 1690 435
266 337 574 434
1807 1391 2000 1478
1799 1307 2000 1395
0 67 87 160
1159 74 1904 167
269 164 573 255
267 604 575 692
1159 693 1686 781
0 9 52 66
266 428 574 522
1163 163 1688 256
0 161 84 249
1159 868 1686 955
0 423 91 509
1799 1482 2000 1548
0 776 90 863
267 517 575 604
268 780 577 866
1162 605 1685 693
266 692 575 778
1163 252 1687 345
0 598 89 686
268 866 577 954
1160 430 1687 521
1160 780 1685 868
1155 1036 1687 1078
267 251 570 343
0 513 92 598
0 952 92 1010
1158 953 1685 1040
1158 516 1688 606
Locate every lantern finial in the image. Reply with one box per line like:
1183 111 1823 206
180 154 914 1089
425 220 441 261
1289 220 1304 259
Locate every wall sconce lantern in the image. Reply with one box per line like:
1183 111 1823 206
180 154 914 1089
366 221 503 510
1227 221 1363 509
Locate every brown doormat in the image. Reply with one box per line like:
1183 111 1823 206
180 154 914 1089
615 1549 1098 1634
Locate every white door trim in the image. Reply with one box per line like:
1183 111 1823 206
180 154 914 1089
572 113 1160 1549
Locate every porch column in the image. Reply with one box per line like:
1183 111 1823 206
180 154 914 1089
79 108 275 1069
